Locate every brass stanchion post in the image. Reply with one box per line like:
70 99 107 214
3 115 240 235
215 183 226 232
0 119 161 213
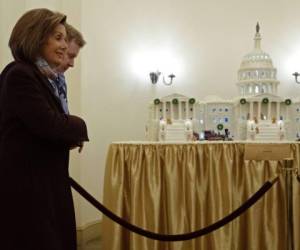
283 159 294 250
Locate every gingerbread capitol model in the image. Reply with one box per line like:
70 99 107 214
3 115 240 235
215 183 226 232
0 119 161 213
146 23 300 142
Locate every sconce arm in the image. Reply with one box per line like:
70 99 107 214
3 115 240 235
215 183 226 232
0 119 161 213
293 72 300 84
162 74 176 85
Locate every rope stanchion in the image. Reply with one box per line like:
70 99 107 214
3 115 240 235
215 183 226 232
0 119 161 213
70 176 278 242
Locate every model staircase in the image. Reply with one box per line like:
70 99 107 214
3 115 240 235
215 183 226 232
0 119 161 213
255 120 281 141
165 121 187 141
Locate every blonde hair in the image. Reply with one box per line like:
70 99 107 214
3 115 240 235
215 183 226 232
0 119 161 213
9 8 66 63
65 23 86 48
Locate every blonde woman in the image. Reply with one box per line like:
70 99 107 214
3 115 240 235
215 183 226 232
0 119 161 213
0 8 88 250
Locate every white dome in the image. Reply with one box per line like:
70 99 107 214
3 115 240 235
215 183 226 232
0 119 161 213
236 23 279 97
240 49 274 69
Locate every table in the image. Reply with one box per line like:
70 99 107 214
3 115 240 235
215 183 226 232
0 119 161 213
102 142 300 250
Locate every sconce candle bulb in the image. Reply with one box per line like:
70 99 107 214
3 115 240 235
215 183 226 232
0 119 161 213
149 71 161 84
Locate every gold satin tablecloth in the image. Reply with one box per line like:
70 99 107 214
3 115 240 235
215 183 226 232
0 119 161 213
102 142 300 250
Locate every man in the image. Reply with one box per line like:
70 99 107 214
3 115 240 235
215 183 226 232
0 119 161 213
54 23 86 114
54 23 86 151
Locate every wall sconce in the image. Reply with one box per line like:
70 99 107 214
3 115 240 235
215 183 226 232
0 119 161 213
293 72 300 83
149 71 176 85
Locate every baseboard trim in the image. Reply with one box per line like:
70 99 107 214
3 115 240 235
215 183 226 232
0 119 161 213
77 220 102 246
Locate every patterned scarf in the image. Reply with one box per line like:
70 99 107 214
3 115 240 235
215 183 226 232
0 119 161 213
35 58 69 114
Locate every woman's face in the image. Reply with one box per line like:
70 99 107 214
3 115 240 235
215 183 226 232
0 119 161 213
40 24 67 68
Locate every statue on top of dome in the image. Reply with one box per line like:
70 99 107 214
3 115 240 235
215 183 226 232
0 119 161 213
256 22 260 33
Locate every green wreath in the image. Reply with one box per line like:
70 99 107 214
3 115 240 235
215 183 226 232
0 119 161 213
154 98 160 105
240 98 247 105
285 99 292 106
262 98 269 104
172 98 179 104
217 123 224 131
189 98 196 104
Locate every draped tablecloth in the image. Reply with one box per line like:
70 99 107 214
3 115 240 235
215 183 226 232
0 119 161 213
102 142 300 250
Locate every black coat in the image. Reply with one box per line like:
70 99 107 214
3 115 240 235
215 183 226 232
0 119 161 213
0 61 89 250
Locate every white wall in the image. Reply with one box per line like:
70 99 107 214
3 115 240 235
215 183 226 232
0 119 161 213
2 0 300 227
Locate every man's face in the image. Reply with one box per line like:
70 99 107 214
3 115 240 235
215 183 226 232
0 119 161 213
57 39 81 73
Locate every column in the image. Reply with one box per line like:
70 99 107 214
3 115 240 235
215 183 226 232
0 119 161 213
163 101 166 119
156 105 159 120
270 83 273 94
271 84 274 94
267 101 271 120
185 101 189 119
258 101 261 121
170 102 173 121
250 101 253 120
179 102 182 120
276 102 280 120
193 104 196 119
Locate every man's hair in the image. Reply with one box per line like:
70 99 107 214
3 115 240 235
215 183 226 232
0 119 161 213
9 8 66 63
65 23 86 48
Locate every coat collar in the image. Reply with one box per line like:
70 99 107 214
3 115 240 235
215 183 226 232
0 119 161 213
32 65 65 114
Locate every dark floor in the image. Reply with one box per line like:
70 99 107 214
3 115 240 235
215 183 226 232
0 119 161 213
77 237 101 250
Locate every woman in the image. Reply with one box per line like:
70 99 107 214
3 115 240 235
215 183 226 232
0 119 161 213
0 9 88 250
